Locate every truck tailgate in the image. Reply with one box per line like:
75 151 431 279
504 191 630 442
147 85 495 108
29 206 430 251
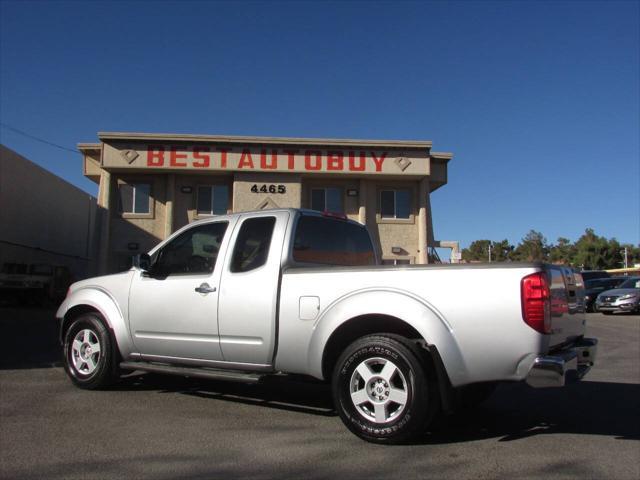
548 266 586 349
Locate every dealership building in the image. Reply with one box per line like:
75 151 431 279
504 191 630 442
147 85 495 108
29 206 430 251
78 132 454 273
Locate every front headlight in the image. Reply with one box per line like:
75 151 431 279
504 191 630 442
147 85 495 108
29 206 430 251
618 294 638 301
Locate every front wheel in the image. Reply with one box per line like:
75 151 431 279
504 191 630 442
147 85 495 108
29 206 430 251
331 335 439 444
63 313 119 389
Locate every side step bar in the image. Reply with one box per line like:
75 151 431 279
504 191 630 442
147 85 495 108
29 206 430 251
120 361 265 383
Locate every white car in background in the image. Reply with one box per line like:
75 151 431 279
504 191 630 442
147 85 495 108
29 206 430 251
595 276 640 314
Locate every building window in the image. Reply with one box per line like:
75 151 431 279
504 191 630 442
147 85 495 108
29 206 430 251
197 185 229 216
118 183 151 214
381 258 412 265
311 187 343 213
380 189 410 219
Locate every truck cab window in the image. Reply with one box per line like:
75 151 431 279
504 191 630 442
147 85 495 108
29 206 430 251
293 215 376 266
152 222 228 276
230 217 276 273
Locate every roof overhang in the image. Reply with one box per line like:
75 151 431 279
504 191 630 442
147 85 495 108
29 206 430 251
97 132 433 150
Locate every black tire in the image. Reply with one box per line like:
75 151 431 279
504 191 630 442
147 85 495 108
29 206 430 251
331 334 439 444
63 312 119 389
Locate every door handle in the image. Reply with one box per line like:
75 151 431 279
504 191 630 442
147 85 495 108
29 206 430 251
195 283 217 294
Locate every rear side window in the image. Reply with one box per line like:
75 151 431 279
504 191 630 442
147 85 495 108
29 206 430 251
230 217 276 273
293 216 376 266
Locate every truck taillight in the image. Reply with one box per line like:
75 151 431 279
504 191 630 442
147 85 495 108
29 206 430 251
521 272 551 334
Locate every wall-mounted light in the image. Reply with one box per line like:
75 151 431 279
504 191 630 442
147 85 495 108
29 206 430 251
127 242 139 251
391 246 403 254
181 186 193 193
347 189 358 197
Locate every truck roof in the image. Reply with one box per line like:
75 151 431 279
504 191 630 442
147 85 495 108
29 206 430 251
187 208 365 227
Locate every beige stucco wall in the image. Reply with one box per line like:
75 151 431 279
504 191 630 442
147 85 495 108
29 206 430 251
364 179 421 262
232 172 302 212
108 173 167 270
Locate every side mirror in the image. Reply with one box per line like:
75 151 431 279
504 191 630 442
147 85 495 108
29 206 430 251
132 253 151 272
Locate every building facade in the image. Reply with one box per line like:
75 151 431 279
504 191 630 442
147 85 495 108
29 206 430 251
79 133 453 273
0 144 101 279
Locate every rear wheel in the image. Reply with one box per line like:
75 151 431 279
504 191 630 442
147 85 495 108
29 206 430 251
332 334 439 444
63 313 119 389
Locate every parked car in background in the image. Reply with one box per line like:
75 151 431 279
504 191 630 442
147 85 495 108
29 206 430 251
584 277 627 312
580 270 611 281
595 276 640 315
0 262 72 305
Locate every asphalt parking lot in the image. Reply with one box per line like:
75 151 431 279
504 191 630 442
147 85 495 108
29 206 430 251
1 307 638 480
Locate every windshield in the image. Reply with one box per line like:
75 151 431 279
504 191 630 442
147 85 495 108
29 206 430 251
618 277 640 289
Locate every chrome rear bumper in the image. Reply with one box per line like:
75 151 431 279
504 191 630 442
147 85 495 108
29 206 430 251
526 337 598 388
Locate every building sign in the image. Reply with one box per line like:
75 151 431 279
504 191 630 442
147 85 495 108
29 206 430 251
102 143 430 176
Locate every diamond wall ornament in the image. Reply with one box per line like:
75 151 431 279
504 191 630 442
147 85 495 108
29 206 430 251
395 156 411 172
256 197 280 210
120 149 140 164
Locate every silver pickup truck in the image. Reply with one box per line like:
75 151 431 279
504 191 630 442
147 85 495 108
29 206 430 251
56 209 597 443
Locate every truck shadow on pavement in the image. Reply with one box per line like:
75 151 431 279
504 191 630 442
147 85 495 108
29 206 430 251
425 380 640 444
0 306 62 369
114 372 640 443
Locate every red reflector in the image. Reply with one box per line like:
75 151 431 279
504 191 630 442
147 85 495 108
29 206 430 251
521 272 551 334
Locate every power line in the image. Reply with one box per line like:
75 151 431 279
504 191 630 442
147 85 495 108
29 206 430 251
0 122 82 155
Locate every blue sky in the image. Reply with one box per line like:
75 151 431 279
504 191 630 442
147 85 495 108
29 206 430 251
1 0 638 250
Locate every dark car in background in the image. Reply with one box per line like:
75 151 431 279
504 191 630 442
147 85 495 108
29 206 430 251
595 276 640 315
580 270 611 281
584 277 626 312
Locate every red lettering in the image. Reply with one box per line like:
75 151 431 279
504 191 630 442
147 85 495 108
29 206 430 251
348 151 366 171
217 148 229 168
371 152 387 172
327 151 344 171
170 147 187 167
238 149 255 169
260 149 278 169
305 150 322 170
284 149 298 170
192 146 210 168
147 147 165 167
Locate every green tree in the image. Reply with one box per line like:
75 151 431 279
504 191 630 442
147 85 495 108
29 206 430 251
512 230 549 262
549 237 576 265
573 228 622 270
461 240 491 262
461 239 514 262
492 239 515 262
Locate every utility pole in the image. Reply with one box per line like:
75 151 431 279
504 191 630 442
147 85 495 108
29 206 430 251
488 243 492 263
621 247 629 269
